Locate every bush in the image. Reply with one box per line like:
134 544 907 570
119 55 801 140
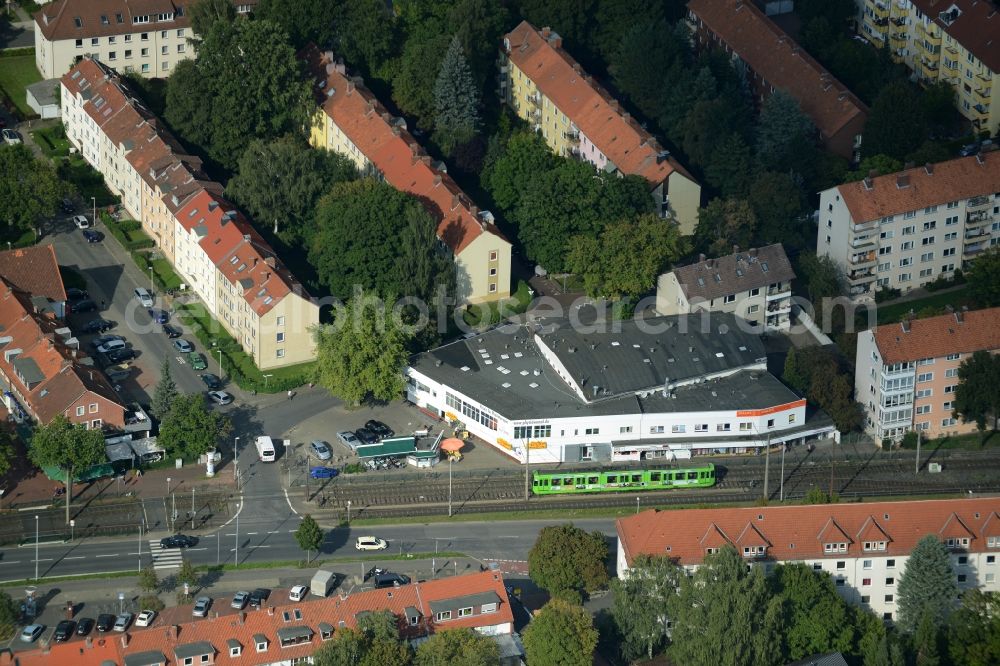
874 286 902 303
118 219 142 233
924 270 965 292
137 595 165 612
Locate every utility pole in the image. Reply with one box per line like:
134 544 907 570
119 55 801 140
523 444 530 501
829 452 835 498
234 506 239 567
137 520 142 572
191 487 195 530
762 429 771 501
448 457 453 517
915 433 921 474
779 444 786 502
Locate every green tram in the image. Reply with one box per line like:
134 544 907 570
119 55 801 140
531 463 716 495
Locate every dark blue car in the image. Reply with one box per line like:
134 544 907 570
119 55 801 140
148 309 169 324
309 466 338 480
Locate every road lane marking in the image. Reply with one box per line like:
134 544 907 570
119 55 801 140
283 489 298 516
267 530 279 534
246 532 258 535
0 561 21 565
64 556 86 560
94 554 118 558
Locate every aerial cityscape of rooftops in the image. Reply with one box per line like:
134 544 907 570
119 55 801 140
1 0 1000 664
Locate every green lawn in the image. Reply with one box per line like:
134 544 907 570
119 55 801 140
30 125 71 158
463 279 534 328
149 257 182 290
901 431 998 450
0 54 41 118
57 155 116 206
874 286 973 325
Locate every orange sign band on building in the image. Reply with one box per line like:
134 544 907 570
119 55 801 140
497 438 513 450
736 399 806 418
528 441 547 450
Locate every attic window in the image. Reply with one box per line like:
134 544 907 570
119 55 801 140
116 12 124 23
713 274 722 283
101 14 109 24
263 296 273 305
237 263 246 272
229 256 238 264
761 262 770 273
294 610 302 620
282 611 290 622
74 16 82 27
697 278 705 286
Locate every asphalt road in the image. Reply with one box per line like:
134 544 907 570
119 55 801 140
0 20 33 50
0 517 616 581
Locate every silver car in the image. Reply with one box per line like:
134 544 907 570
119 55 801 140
310 440 332 460
337 431 360 450
192 596 212 617
231 591 249 609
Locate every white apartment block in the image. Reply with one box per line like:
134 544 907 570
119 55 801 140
617 498 1000 622
656 244 795 332
818 152 1000 300
855 307 1000 443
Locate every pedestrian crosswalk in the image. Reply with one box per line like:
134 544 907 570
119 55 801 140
149 540 184 571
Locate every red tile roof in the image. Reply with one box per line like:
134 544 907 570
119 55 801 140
910 0 1000 73
687 0 868 143
618 498 1000 567
0 246 67 303
837 151 1000 223
871 306 1000 365
502 21 695 187
302 46 508 255
14 571 513 666
34 0 190 42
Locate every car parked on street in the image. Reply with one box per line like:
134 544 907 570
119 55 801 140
337 431 360 450
106 348 136 363
200 373 222 390
91 334 124 348
248 588 270 609
53 620 76 642
173 339 193 353
162 323 182 338
82 229 104 243
355 536 387 551
310 466 338 480
134 287 154 308
65 287 89 301
71 299 98 313
113 613 132 632
2 129 22 145
75 617 95 636
60 198 75 214
310 440 332 460
192 596 212 617
231 591 249 609
189 352 207 370
160 534 197 549
96 339 126 354
19 624 44 643
135 610 156 628
72 214 90 229
148 308 169 324
374 573 411 589
365 420 394 439
96 614 115 632
208 390 233 406
289 585 308 602
81 318 115 334
354 427 378 445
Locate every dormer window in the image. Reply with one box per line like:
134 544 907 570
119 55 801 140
458 607 473 618
988 536 999 548
823 542 847 554
863 541 887 552
742 545 766 558
435 611 452 622
945 537 970 549
227 640 241 657
481 603 497 614
254 634 268 653
706 547 719 555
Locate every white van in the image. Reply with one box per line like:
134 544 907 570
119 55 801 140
255 436 276 463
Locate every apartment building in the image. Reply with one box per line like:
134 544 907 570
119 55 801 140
407 312 838 464
499 21 702 234
656 244 795 331
13 571 516 666
854 306 1000 442
617 498 1000 621
859 0 1000 135
303 47 511 305
687 0 868 161
61 58 318 371
817 152 1000 299
33 0 256 80
0 252 125 430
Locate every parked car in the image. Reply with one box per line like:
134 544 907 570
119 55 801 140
363 566 387 583
337 431 360 450
162 323 182 338
2 129 22 145
19 624 44 643
355 536 387 551
82 229 104 243
188 352 207 370
75 617 95 636
72 214 90 229
248 588 270 609
112 613 132 632
365 420 394 439
60 198 75 214
65 287 89 301
148 308 169 324
53 620 76 642
310 466 338 480
310 440 332 460
173 339 193 353
134 287 154 308
71 299 98 313
81 318 114 334
106 348 136 363
192 596 212 618
96 614 115 632
289 585 308 602
160 534 197 549
207 390 233 406
96 339 126 354
231 591 249 610
374 573 411 589
354 427 378 445
135 610 156 628
91 334 124 348
200 373 222 390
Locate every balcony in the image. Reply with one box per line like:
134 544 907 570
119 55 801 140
848 270 877 286
971 104 989 120
851 235 877 249
870 0 889 18
917 58 940 80
526 92 540 106
967 210 992 225
974 87 992 104
963 242 986 258
967 195 991 209
767 300 791 313
562 129 580 143
965 227 989 240
852 220 879 233
977 71 992 85
850 251 877 267
766 285 790 300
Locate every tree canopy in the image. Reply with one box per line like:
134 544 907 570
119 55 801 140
433 36 480 154
528 523 608 595
157 393 232 460
896 535 958 632
186 0 234 38
611 555 681 661
755 90 817 179
482 130 559 212
947 589 1000 666
0 426 15 479
771 563 859 660
953 350 1000 435
694 198 758 257
413 628 499 666
165 19 312 171
29 415 106 523
151 358 178 419
523 597 598 666
254 0 339 50
863 82 929 161
294 514 324 563
967 247 1000 308
313 610 410 666
0 590 20 641
0 144 65 242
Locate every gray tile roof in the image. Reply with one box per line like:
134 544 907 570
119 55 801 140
429 590 501 614
786 652 850 666
173 641 214 660
123 650 167 666
276 626 312 642
671 243 795 302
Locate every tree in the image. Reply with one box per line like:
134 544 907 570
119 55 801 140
335 0 397 79
914 611 942 666
186 0 234 38
175 558 199 604
523 597 598 666
896 535 958 632
255 0 340 50
567 214 684 300
226 136 357 245
482 130 558 212
528 523 608 595
608 21 684 120
667 546 783 666
755 90 817 178
748 171 809 249
414 628 499 666
694 198 758 257
798 253 844 326
151 358 178 419
967 247 1000 307
947 589 1000 666
157 393 232 460
312 297 410 405
28 415 106 524
165 19 313 170
393 32 451 131
0 425 15 478
0 590 19 641
920 81 957 132
433 36 480 154
137 565 164 611
864 82 928 160
314 610 410 666
705 133 754 198
844 154 904 183
0 144 66 241
611 555 682 661
771 563 858 661
681 95 753 168
783 347 808 393
953 350 1000 436
309 179 452 302
446 0 510 88
294 514 324 563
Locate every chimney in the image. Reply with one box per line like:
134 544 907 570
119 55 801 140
346 80 355 94
470 205 479 217
121 633 130 648
380 112 391 123
169 625 178 640
238 612 246 625
335 61 346 75
976 153 985 165
420 155 432 166
573 63 582 74
451 194 460 210
265 256 276 268
732 244 740 254
925 163 934 175
267 606 275 616
901 319 911 333
540 26 551 39
698 253 706 263
433 174 442 186
391 126 400 136
955 310 964 324
623 111 630 122
253 257 258 267
749 247 757 257
364 100 375 115
323 50 334 62
896 174 909 189
610 100 619 111
863 176 873 190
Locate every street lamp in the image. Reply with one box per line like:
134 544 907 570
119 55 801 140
149 265 154 291
217 350 224 379
91 197 96 224
234 505 240 567
346 500 351 525
34 515 39 580
166 477 172 531
448 457 453 517
234 437 240 481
